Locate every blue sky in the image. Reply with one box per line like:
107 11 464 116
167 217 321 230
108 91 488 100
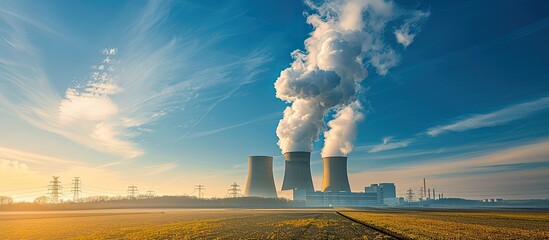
0 0 548 200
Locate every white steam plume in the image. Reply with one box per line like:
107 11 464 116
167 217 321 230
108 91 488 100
274 0 428 155
322 101 364 156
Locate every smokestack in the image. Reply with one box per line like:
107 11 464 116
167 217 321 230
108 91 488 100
321 156 351 192
244 156 277 198
281 152 314 191
423 178 426 200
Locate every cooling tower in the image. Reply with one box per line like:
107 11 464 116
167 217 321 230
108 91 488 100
321 156 351 192
281 152 314 191
244 156 277 198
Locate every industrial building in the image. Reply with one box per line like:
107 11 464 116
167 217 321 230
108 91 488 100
305 191 379 207
365 183 396 203
304 182 399 207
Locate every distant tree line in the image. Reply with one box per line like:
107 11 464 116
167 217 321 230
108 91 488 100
426 198 549 208
0 196 13 205
0 195 302 211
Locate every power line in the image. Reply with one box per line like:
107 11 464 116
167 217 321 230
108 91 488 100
79 190 116 197
80 184 123 194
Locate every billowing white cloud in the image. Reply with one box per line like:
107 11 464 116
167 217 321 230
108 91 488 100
59 90 118 122
275 0 428 154
428 96 549 137
59 51 120 124
57 50 143 158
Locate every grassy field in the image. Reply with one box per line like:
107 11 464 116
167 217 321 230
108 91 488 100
0 209 391 239
339 208 549 240
1 208 548 239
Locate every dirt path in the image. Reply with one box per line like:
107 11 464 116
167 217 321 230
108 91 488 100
336 211 405 240
294 212 397 240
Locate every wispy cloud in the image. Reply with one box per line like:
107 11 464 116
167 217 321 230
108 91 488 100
427 96 549 136
368 137 413 153
355 97 549 154
140 161 178 176
175 50 271 140
394 10 430 47
187 112 279 138
358 139 515 162
0 146 80 167
94 161 123 169
0 1 271 158
349 139 549 198
0 159 28 171
0 8 66 40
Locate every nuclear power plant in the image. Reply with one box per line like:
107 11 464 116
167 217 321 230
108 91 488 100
281 152 314 191
321 156 351 192
243 156 277 198
243 152 401 206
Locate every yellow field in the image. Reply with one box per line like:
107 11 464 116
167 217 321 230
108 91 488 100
0 209 390 239
2 208 548 239
339 209 549 240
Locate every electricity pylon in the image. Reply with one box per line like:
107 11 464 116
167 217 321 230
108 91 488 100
71 177 81 202
405 188 415 202
227 182 241 198
195 184 205 199
48 176 62 203
127 185 138 198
